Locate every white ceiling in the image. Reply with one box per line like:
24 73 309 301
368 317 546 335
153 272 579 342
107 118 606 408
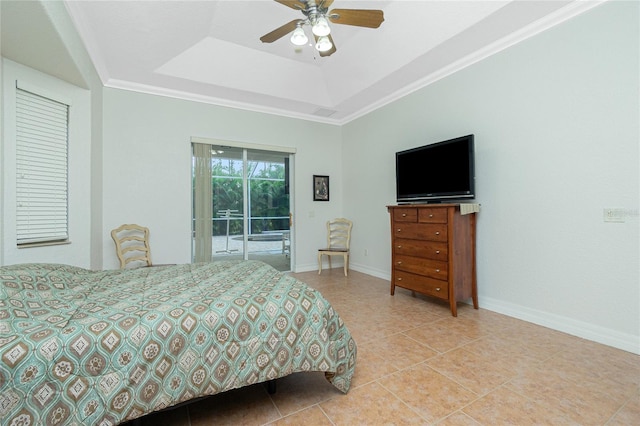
3 1 604 124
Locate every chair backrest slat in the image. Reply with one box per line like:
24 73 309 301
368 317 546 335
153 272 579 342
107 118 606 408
111 224 152 269
327 218 352 250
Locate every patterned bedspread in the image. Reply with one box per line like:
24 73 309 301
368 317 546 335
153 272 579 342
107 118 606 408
0 261 357 425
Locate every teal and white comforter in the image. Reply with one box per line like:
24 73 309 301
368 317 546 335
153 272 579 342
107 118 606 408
0 261 356 425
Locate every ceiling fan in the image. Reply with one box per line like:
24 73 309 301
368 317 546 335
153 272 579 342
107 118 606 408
260 0 384 57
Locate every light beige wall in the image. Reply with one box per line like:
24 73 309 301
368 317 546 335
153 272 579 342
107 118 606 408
342 1 639 353
101 89 343 271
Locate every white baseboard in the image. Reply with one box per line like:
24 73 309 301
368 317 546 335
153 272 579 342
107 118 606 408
480 296 640 355
293 262 391 280
348 263 390 280
292 262 318 273
293 261 390 280
289 265 639 355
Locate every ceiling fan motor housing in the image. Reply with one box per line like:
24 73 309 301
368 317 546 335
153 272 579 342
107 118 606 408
261 0 385 57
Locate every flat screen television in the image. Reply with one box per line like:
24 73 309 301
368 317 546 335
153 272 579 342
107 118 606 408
396 134 475 204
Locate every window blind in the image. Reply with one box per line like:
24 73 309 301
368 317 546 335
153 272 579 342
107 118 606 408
16 87 69 245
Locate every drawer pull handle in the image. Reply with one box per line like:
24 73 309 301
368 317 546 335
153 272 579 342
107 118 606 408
436 269 440 273
397 229 402 232
436 287 441 292
436 250 440 254
397 277 402 281
397 261 402 265
435 231 440 235
402 213 407 217
429 214 433 218
397 245 402 249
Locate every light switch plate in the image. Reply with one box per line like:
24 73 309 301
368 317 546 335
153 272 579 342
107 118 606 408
603 208 625 223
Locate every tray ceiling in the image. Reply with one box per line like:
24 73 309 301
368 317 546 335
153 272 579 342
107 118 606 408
3 1 604 124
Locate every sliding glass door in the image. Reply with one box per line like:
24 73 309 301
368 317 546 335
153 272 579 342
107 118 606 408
192 143 292 271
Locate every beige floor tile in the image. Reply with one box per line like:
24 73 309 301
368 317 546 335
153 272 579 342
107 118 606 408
348 341 401 388
463 386 577 425
547 356 637 402
496 321 576 360
426 348 516 395
437 411 483 426
338 321 378 344
460 334 549 375
426 311 507 341
138 405 190 426
449 308 520 333
392 288 456 316
267 405 333 426
546 339 640 391
360 332 439 370
350 310 415 340
379 364 478 423
607 390 640 425
505 365 634 425
403 319 476 353
268 372 343 417
319 381 425 425
387 307 443 328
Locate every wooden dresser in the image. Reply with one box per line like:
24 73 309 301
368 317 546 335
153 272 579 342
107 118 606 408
387 204 478 316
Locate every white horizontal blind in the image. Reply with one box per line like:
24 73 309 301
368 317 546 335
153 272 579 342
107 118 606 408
16 87 69 245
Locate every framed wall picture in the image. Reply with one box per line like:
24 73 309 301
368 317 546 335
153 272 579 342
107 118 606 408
313 175 329 201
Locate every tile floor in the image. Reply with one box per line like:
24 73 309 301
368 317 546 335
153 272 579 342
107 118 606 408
131 270 640 425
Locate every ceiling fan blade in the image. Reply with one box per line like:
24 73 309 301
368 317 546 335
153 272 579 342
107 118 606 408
315 34 337 57
274 0 306 10
260 19 302 43
318 0 335 10
328 9 384 28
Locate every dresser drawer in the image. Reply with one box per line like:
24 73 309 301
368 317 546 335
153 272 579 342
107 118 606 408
393 222 448 242
418 207 448 224
394 238 448 261
394 270 449 300
393 208 417 222
388 203 478 317
394 255 448 280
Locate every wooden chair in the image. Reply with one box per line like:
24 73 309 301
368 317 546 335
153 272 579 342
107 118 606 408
318 218 353 276
111 224 152 269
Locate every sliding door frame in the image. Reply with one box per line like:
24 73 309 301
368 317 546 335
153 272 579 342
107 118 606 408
191 137 296 268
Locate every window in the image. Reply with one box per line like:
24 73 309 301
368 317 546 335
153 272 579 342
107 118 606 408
15 85 69 245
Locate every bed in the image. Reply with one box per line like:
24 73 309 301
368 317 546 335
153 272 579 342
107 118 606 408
0 260 357 425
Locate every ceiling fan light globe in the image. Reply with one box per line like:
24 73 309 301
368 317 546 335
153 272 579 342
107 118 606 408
312 16 331 36
290 27 308 46
315 36 332 52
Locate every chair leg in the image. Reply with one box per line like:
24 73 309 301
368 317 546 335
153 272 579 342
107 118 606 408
343 254 348 276
318 253 322 274
328 255 332 270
